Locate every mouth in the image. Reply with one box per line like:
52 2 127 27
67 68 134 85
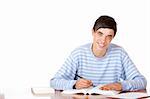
97 42 105 48
99 43 104 47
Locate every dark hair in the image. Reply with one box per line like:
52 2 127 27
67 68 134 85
93 15 117 36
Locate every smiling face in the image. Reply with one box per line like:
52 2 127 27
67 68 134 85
92 28 114 57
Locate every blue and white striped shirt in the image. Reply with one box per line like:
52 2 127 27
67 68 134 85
50 43 147 91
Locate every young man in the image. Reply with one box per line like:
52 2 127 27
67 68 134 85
50 15 147 91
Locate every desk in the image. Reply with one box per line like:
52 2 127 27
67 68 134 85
32 89 149 99
33 91 112 99
1 88 149 99
0 94 4 99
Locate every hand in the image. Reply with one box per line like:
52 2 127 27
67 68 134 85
75 78 93 89
100 83 122 91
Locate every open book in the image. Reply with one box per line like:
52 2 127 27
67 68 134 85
31 87 150 98
61 84 120 96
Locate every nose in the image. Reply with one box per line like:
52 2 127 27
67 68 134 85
101 36 106 43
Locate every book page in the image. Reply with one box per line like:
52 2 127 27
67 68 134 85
87 85 120 95
110 92 150 98
61 87 92 95
61 85 120 95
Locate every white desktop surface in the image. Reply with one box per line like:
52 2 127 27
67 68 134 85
1 88 50 99
1 87 150 99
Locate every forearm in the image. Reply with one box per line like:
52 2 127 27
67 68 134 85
50 78 76 90
121 77 147 91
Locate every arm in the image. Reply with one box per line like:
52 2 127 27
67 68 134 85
100 48 147 91
120 49 147 91
50 51 78 90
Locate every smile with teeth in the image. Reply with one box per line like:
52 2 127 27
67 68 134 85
99 44 104 47
97 42 105 47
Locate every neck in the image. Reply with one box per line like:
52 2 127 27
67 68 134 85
92 44 107 57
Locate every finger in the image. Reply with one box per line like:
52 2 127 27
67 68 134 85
76 84 89 89
79 81 92 87
76 79 93 89
100 85 111 90
78 81 93 88
80 79 92 83
80 79 93 86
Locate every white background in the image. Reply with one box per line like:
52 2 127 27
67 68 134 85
0 0 150 97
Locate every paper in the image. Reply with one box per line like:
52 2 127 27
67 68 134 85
31 87 55 95
88 85 120 95
61 84 120 95
110 92 150 98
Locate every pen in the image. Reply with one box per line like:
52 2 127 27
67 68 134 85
75 74 96 87
75 74 84 79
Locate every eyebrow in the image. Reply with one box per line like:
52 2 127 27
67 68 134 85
108 35 113 37
98 31 103 34
98 31 113 37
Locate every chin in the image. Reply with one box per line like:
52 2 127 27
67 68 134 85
96 46 106 51
97 44 109 51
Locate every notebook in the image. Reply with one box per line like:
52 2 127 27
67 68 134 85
31 87 55 95
61 84 120 96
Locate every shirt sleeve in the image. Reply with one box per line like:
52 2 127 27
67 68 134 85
120 48 147 91
50 50 79 90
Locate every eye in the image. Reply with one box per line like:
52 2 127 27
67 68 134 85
97 32 103 36
106 35 113 39
108 35 112 38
